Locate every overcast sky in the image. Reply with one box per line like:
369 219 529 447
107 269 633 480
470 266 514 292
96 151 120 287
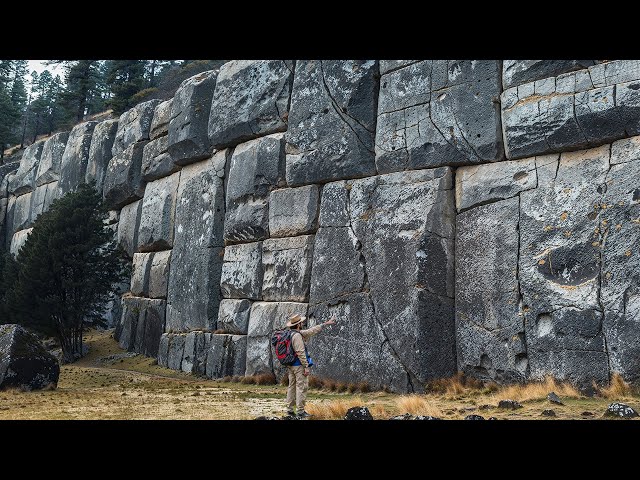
27 60 64 77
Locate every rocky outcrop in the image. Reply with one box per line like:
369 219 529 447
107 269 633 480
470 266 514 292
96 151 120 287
9 228 32 257
59 121 98 194
137 172 179 252
0 324 59 391
117 199 142 258
10 141 44 196
286 60 378 186
103 142 147 209
150 99 172 140
112 99 160 156
35 132 69 187
208 60 294 148
86 119 118 191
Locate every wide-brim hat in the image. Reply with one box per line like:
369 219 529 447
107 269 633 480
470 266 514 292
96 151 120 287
285 314 307 328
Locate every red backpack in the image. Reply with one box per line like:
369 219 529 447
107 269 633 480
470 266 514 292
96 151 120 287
271 329 300 366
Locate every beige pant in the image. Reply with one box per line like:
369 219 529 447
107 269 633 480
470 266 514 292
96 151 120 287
286 365 308 412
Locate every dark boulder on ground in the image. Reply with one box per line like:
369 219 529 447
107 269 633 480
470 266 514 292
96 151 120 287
498 400 523 410
464 415 485 420
389 413 441 420
541 409 556 417
0 324 60 391
547 392 564 405
255 416 280 420
344 406 373 420
604 402 639 418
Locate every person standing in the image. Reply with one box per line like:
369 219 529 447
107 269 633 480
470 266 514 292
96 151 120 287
285 313 336 418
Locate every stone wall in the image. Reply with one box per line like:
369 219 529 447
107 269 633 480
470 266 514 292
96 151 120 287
6 59 640 391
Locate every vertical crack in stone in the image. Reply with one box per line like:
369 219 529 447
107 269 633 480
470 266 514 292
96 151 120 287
515 192 529 378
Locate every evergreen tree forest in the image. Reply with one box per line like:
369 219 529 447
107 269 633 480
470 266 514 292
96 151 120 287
0 60 224 162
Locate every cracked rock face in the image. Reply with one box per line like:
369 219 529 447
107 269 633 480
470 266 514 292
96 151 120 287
269 184 320 237
224 134 286 243
117 199 142 258
10 141 44 196
220 242 263 300
205 334 247 378
245 301 307 377
262 235 314 302
309 168 456 391
59 121 98 195
150 99 172 140
148 250 171 299
131 252 154 297
286 60 379 186
168 70 217 165
208 60 294 148
86 120 118 191
142 136 177 182
502 60 597 89
118 297 166 357
103 141 147 210
501 60 640 160
35 132 69 187
112 99 160 156
166 152 227 332
375 60 503 174
9 228 32 257
31 181 60 222
137 171 180 252
217 299 252 335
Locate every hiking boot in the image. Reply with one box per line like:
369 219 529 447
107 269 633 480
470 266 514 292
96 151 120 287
297 410 312 419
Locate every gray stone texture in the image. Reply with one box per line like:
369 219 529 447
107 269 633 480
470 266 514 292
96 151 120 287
262 235 315 302
208 60 294 148
10 228 32 257
35 132 69 187
375 60 503 174
182 331 205 373
10 141 44 196
142 135 177 182
269 184 320 237
309 168 456 392
167 334 185 370
195 332 212 375
30 181 60 222
103 141 147 210
166 152 227 332
502 60 597 89
112 99 160 156
137 171 180 252
286 60 379 186
168 70 217 165
224 134 286 243
245 301 307 376
117 199 142 258
501 60 640 159
11 192 33 233
85 119 118 191
130 252 154 297
118 296 144 351
379 60 421 75
148 250 171 299
205 334 247 378
59 121 98 194
157 334 170 367
220 242 263 300
150 99 172 140
217 299 252 334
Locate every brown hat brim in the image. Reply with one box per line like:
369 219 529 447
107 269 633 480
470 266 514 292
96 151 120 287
285 315 307 328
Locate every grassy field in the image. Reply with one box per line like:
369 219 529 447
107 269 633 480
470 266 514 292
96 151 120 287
0 328 638 420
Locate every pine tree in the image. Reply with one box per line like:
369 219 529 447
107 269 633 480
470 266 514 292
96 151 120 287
57 60 102 123
105 60 147 114
5 183 130 362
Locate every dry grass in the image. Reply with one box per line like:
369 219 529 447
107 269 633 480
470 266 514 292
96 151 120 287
306 397 366 419
395 395 443 417
425 372 489 396
599 373 634 399
239 373 277 385
491 376 580 403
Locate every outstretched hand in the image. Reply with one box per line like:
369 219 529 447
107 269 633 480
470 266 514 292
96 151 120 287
323 318 337 326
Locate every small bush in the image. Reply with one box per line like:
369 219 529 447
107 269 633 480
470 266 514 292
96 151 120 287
599 373 634 399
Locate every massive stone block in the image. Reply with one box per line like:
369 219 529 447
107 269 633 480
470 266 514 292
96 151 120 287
118 296 145 351
456 198 526 382
245 301 307 376
224 134 286 243
167 334 185 370
168 70 217 165
150 99 172 140
502 60 597 89
205 334 247 378
379 60 420 75
220 242 263 300
262 235 314 302
9 141 44 196
157 334 170 367
35 132 69 187
502 60 640 159
286 60 379 186
268 184 320 237
11 193 32 233
208 60 294 148
117 199 142 258
130 252 154 297
10 228 32 257
59 121 98 194
141 135 177 182
137 171 180 252
112 99 160 156
166 152 227 332
455 157 538 212
103 141 147 209
182 331 205 373
86 119 118 191
140 299 166 357
30 181 60 221
309 168 456 391
148 250 171 299
519 146 610 386
375 60 503 174
217 299 252 334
